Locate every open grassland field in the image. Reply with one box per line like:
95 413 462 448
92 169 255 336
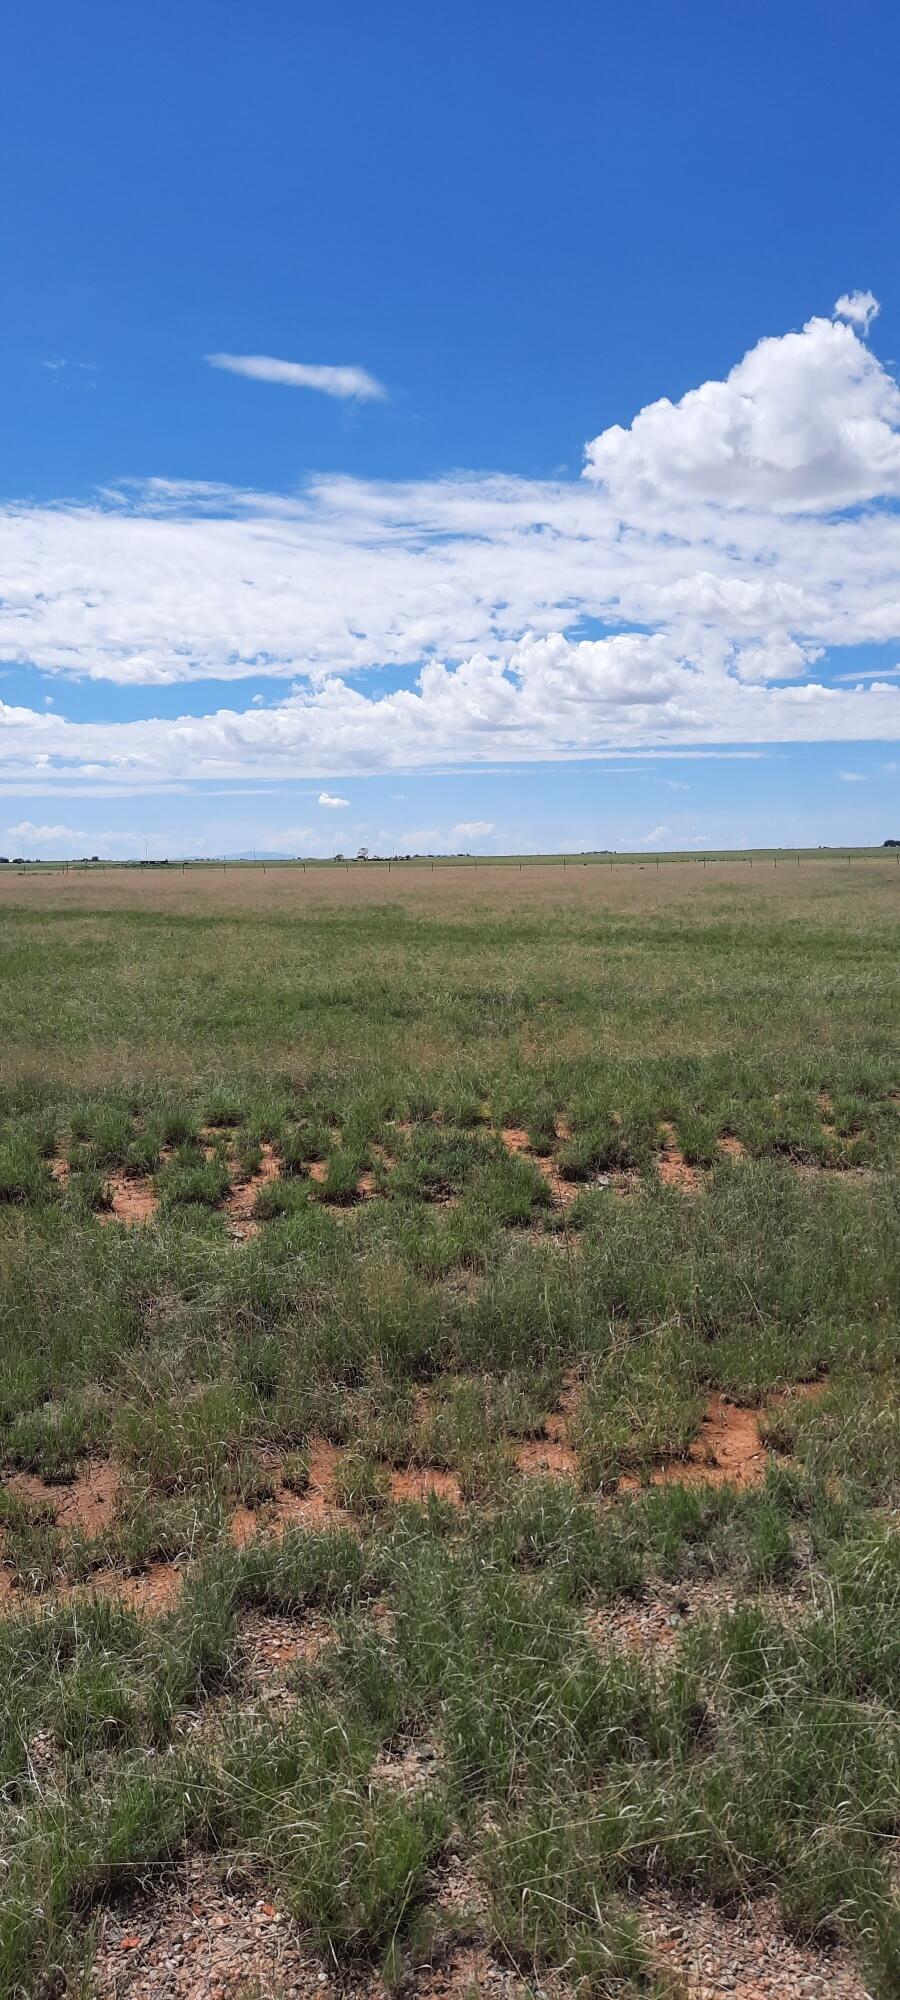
0 860 897 2000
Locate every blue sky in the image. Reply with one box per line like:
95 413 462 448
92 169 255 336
1 0 898 856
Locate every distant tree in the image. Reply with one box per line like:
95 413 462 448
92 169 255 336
884 837 900 847
333 851 344 862
0 857 7 864
357 846 370 861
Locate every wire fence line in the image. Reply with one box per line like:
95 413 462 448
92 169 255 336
5 849 899 879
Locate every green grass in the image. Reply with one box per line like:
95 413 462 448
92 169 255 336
0 861 896 1995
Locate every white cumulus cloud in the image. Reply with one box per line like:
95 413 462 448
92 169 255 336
583 306 900 511
318 791 349 808
205 353 387 402
6 819 84 843
452 820 494 839
732 639 822 683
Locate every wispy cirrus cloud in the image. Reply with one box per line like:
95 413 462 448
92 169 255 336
205 352 387 401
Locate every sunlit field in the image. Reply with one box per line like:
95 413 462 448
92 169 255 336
0 858 897 1998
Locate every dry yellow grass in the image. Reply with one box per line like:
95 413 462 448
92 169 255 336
0 854 894 925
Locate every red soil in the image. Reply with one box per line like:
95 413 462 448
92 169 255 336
389 1466 464 1506
5 1457 121 1534
513 1436 580 1479
98 1171 159 1224
499 1126 582 1207
656 1122 703 1194
223 1142 280 1236
229 1443 350 1545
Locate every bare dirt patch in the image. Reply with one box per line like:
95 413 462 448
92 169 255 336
5 1457 121 1534
794 1158 872 1184
539 1160 583 1206
499 1126 531 1156
512 1370 582 1480
99 1171 159 1225
84 1561 184 1614
656 1122 703 1194
230 1443 351 1545
410 1946 524 2000
222 1141 280 1238
0 1560 184 1616
91 1854 331 2000
513 1436 579 1480
370 1735 443 1794
587 1577 809 1655
622 1382 827 1494
499 1126 582 1207
92 1851 558 2000
240 1608 336 1680
717 1133 746 1160
646 1394 767 1489
643 1886 870 1999
389 1466 464 1506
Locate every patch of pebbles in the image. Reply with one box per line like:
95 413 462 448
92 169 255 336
587 1576 810 1652
370 1736 443 1795
91 1853 557 2000
91 1855 330 2000
643 1888 873 1999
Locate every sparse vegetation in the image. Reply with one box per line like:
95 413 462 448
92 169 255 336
0 858 896 1997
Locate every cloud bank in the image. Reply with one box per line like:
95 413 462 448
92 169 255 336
2 302 900 794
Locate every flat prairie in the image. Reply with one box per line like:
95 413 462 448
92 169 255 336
0 858 897 1998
